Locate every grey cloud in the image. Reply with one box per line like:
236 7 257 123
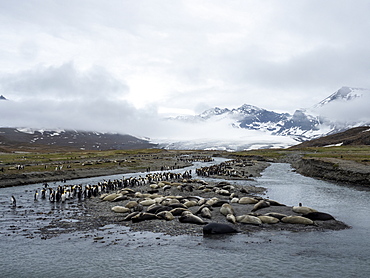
1 98 161 136
0 64 161 136
0 63 128 100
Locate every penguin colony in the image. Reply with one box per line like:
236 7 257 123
16 161 338 234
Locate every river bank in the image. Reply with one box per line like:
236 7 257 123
0 151 202 188
279 152 370 187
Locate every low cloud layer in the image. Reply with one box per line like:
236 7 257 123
316 94 370 124
0 63 161 136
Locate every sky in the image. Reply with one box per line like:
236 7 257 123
0 0 370 140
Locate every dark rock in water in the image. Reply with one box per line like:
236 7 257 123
302 211 335 221
203 223 239 235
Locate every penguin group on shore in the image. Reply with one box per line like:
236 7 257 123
18 170 193 205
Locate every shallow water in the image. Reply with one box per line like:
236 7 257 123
1 161 370 278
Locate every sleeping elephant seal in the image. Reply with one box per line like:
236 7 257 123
170 207 190 216
302 211 335 221
120 211 140 221
251 200 270 212
238 197 258 204
292 203 318 214
111 206 130 213
203 223 239 235
263 212 288 220
131 212 158 223
199 207 212 219
257 215 280 224
226 213 237 224
220 203 235 216
236 214 262 225
179 211 208 225
281 216 314 225
156 211 175 221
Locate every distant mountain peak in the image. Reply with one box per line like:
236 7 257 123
199 107 230 118
0 95 6 100
315 86 368 108
233 104 263 113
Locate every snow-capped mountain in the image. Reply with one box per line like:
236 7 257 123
164 87 370 149
0 127 156 151
314 86 366 107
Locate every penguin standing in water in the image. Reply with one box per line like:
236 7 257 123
11 196 16 207
34 190 38 201
41 188 46 199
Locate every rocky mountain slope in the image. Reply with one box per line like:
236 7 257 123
289 126 370 149
0 127 156 152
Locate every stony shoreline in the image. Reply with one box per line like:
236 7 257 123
39 158 349 238
280 153 370 187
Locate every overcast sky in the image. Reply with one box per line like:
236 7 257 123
1 0 369 138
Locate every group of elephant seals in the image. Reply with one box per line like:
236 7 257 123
203 223 239 235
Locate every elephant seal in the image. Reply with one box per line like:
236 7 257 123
168 203 188 209
179 212 208 225
236 215 262 225
220 203 235 216
203 223 239 235
111 195 128 202
111 206 130 213
199 207 212 219
251 200 270 212
302 211 335 221
147 205 162 214
238 197 258 204
125 201 139 209
281 216 314 225
211 200 229 207
131 212 158 222
184 200 198 208
265 199 286 206
264 212 288 220
154 206 173 214
170 207 190 216
226 213 237 224
257 215 280 224
103 193 122 202
139 199 156 206
120 211 140 221
156 211 175 221
292 203 318 214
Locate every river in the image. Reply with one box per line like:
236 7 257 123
0 159 369 278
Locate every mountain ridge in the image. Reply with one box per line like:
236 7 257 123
169 86 370 142
0 127 157 152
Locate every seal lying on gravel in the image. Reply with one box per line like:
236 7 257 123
179 211 208 225
292 203 318 214
203 223 239 235
281 216 314 225
301 211 335 221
